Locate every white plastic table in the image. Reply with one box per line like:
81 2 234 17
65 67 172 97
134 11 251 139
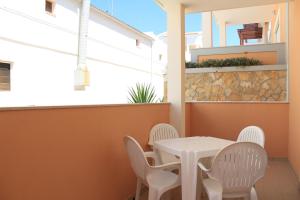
154 136 234 200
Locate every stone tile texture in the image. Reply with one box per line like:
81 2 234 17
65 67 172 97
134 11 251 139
164 70 287 102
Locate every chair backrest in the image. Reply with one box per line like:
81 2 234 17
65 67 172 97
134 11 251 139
210 142 268 195
148 123 179 146
237 126 265 147
124 136 149 181
148 123 180 164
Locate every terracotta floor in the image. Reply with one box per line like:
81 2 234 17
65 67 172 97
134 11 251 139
139 159 300 200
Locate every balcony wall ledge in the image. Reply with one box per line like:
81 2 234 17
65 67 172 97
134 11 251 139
0 100 289 111
186 101 289 104
0 102 170 111
186 64 286 74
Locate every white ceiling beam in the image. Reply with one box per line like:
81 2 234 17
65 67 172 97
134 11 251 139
156 0 288 13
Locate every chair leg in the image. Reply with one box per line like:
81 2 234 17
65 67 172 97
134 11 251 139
135 178 142 200
207 191 222 200
148 187 160 200
250 187 258 200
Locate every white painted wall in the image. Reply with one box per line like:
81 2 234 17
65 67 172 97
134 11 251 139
145 32 168 73
0 0 165 106
158 31 203 62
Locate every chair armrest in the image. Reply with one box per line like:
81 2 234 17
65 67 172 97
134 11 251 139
144 151 156 158
149 162 181 183
198 161 211 173
151 162 181 172
147 162 181 185
144 151 159 165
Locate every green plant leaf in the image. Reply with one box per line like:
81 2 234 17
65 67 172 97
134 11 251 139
128 83 158 104
186 57 263 68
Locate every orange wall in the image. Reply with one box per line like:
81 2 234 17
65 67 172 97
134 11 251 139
189 103 289 158
289 0 300 181
198 51 278 65
0 101 292 200
0 104 169 200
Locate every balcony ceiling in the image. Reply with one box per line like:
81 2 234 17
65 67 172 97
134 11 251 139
155 0 287 13
213 5 277 25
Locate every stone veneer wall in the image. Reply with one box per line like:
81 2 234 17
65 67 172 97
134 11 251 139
164 67 287 102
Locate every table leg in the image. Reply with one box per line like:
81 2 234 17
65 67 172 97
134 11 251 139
180 151 198 200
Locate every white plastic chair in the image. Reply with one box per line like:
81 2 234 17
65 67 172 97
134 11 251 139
148 123 180 164
237 126 265 147
124 136 181 200
198 142 268 200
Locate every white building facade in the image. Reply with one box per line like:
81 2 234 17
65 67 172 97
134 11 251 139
157 31 203 62
0 0 165 106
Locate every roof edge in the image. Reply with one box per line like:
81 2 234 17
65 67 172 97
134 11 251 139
90 6 154 41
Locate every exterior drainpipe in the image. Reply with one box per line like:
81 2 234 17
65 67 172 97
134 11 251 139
75 0 91 90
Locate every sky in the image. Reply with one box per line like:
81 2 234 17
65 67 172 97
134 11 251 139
91 0 241 47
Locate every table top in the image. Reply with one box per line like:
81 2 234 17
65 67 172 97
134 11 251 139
154 136 235 157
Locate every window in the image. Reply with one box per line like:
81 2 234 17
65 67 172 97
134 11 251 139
0 62 10 91
45 0 55 14
135 39 140 47
159 54 163 61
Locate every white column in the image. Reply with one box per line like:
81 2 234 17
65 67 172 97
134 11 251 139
165 3 186 136
219 21 227 47
202 11 213 48
263 22 269 44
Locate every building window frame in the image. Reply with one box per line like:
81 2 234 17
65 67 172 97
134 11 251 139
135 39 140 47
45 0 56 16
0 61 11 91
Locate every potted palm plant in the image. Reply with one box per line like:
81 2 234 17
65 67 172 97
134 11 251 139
128 83 159 103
